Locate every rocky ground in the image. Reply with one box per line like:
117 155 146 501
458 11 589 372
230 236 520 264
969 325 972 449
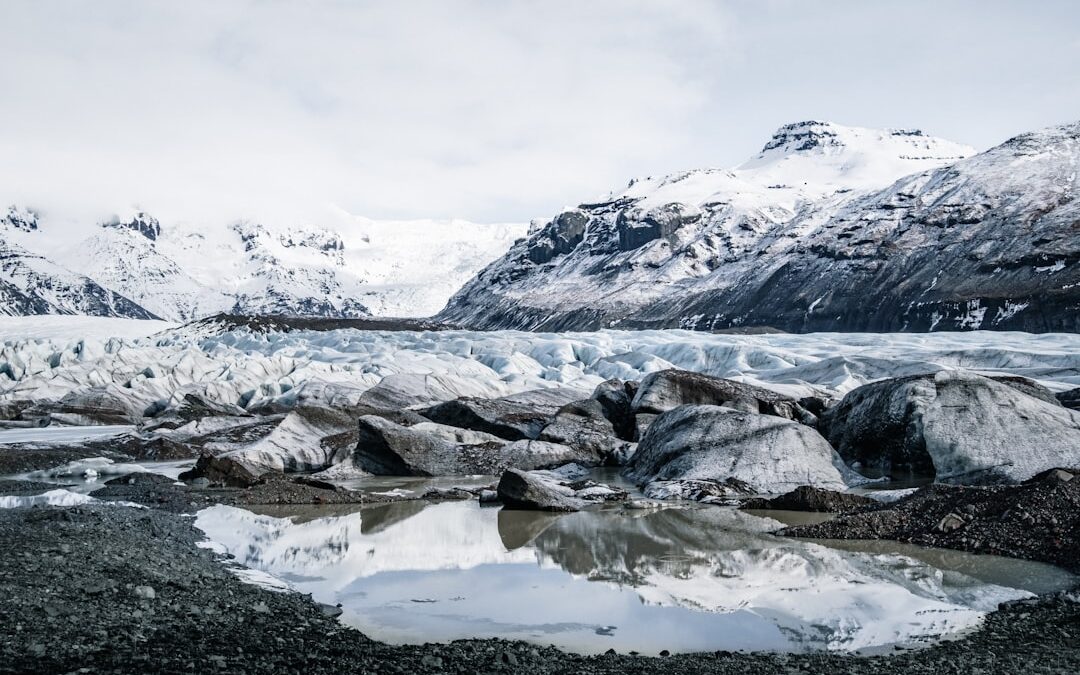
784 469 1080 573
1 504 1078 675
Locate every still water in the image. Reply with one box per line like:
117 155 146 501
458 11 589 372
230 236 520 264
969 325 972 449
195 497 1076 656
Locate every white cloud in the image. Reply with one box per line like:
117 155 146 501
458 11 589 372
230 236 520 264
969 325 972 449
0 0 731 228
0 0 1077 230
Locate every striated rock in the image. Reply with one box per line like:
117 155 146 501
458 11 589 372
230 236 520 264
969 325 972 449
497 467 627 512
630 370 815 424
421 393 558 441
538 399 627 465
625 404 850 493
820 370 1080 484
497 468 588 512
351 416 590 476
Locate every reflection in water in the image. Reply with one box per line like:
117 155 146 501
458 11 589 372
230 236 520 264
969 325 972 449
195 500 1076 656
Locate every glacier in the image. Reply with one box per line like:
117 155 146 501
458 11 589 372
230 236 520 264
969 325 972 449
2 317 1078 419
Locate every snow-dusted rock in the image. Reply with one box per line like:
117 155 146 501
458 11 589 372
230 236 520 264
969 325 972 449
631 369 815 424
420 397 546 441
351 416 588 476
821 370 1080 485
642 478 753 504
538 399 628 465
497 467 628 511
216 406 358 473
625 405 850 494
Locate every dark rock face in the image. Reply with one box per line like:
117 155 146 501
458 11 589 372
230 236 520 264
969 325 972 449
102 212 161 240
421 397 551 441
351 416 586 476
821 371 1080 484
179 453 262 488
740 485 877 514
631 369 815 424
624 404 849 494
1058 387 1080 410
538 399 626 465
439 121 1080 334
590 379 639 441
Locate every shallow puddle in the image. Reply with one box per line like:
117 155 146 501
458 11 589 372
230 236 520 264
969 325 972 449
194 498 1076 655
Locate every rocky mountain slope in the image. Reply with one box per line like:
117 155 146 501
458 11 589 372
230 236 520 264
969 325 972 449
439 120 1080 333
1 207 525 321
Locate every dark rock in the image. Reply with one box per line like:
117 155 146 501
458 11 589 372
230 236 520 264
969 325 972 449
420 396 551 441
179 453 262 488
1057 387 1080 410
740 485 877 513
630 369 815 424
103 472 176 487
497 468 587 512
589 379 639 441
538 399 627 465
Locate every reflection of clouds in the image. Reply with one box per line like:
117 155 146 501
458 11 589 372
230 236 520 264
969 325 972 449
532 507 1031 651
197 501 1038 652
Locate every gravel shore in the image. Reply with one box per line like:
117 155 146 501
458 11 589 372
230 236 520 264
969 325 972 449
1 503 1078 675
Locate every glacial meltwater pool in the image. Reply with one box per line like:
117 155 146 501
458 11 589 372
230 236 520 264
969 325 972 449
194 496 1077 656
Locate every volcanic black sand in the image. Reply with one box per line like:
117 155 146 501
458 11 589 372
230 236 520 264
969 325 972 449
2 480 1079 674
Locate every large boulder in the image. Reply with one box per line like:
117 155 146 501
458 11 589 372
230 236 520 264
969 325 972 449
624 404 850 494
497 466 627 512
589 379 639 441
538 399 628 465
179 453 261 488
1058 387 1080 411
215 406 359 473
420 388 582 441
630 369 815 424
351 416 589 476
820 370 1080 485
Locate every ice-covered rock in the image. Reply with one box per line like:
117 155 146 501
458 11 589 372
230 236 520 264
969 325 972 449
625 405 850 494
420 397 546 441
630 369 815 424
538 399 628 465
497 468 588 512
642 478 753 504
497 467 628 511
351 415 588 476
821 370 1080 485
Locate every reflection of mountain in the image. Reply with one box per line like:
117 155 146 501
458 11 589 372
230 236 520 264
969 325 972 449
528 507 1027 650
196 501 1036 653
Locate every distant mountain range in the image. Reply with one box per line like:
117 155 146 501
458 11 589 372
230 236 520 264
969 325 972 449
5 119 1078 333
0 208 525 321
439 120 1080 333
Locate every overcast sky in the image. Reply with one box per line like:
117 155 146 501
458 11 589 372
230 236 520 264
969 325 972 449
2 0 1078 227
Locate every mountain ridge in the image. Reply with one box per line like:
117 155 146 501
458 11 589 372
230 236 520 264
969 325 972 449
438 120 1079 333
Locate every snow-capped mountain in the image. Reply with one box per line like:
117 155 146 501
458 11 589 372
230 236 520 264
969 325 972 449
439 120 1080 333
1 207 158 319
1 208 527 321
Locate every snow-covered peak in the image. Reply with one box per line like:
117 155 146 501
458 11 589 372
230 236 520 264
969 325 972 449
2 205 39 232
614 122 974 213
101 211 161 241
